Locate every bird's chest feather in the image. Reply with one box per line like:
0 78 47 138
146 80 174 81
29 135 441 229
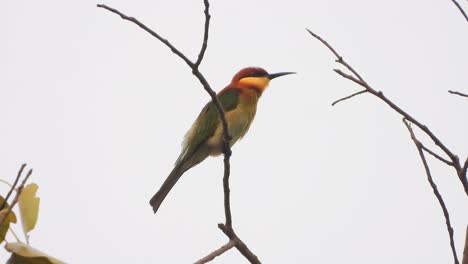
227 103 256 139
206 92 258 154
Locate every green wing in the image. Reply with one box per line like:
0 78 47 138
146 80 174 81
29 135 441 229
176 88 240 165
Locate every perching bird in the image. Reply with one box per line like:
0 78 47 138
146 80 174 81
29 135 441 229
149 67 295 213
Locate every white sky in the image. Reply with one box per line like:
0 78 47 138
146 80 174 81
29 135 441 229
2 0 468 263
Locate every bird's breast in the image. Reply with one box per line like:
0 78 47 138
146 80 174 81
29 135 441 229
206 101 257 155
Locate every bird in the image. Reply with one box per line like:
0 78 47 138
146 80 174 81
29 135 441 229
149 67 295 213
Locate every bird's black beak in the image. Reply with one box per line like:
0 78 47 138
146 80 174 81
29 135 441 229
268 72 296 80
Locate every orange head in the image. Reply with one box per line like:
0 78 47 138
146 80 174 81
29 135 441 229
231 67 295 95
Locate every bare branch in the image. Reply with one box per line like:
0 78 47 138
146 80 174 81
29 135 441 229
0 164 26 211
194 0 211 68
307 29 468 195
99 2 259 262
194 240 236 264
308 28 467 262
305 29 366 82
0 168 33 227
403 119 459 264
218 224 261 264
463 225 468 264
97 4 194 68
305 29 342 63
450 0 468 22
334 69 366 86
223 150 232 227
421 145 453 166
449 90 468 98
463 158 468 177
332 90 367 106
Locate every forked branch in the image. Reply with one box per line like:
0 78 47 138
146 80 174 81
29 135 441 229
0 165 33 228
307 29 467 263
306 29 468 196
98 2 259 263
403 119 459 264
0 164 26 212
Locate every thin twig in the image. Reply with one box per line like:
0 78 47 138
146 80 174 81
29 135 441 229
194 0 210 68
305 29 342 62
307 29 468 195
450 0 468 22
97 4 193 67
333 69 366 86
332 90 367 106
8 227 21 243
306 29 367 83
463 225 468 264
194 240 236 264
99 2 260 263
403 119 459 264
421 145 453 166
0 164 26 211
449 90 468 98
0 169 33 228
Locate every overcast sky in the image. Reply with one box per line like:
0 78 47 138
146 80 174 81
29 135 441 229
2 0 468 263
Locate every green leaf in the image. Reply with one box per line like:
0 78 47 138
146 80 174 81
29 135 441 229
0 196 18 243
18 184 40 234
5 242 65 264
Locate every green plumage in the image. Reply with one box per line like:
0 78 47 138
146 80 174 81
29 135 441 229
177 88 240 165
150 89 240 213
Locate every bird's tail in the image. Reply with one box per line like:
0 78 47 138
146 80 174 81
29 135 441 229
149 164 184 214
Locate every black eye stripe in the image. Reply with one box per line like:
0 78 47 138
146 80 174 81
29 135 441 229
249 71 267 77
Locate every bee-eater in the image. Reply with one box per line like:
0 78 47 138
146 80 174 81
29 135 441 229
149 67 295 213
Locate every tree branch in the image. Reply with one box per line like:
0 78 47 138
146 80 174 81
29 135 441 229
194 0 210 68
421 145 453 166
333 69 366 86
463 158 468 177
0 164 26 211
463 225 468 264
218 224 261 264
98 2 259 263
307 29 468 196
403 119 459 264
332 89 367 106
449 90 468 98
450 0 468 22
97 4 194 68
308 28 467 263
194 240 236 264
0 168 33 227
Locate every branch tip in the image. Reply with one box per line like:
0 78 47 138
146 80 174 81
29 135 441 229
331 90 367 106
448 90 468 98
